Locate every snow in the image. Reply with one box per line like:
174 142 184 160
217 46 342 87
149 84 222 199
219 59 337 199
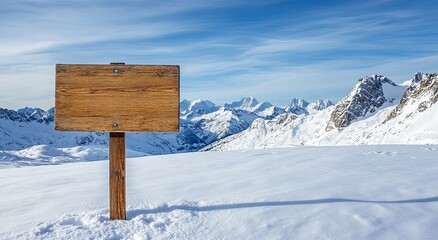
1 98 270 157
206 77 438 151
180 99 218 116
1 145 438 239
307 100 333 114
224 97 261 111
284 98 309 115
286 98 309 109
0 96 347 160
0 145 147 168
187 107 259 143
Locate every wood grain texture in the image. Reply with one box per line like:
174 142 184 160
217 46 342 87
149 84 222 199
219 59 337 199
55 64 180 132
110 132 126 220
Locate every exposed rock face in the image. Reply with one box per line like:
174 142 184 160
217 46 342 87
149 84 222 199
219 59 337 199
326 75 397 131
204 73 438 151
386 72 438 121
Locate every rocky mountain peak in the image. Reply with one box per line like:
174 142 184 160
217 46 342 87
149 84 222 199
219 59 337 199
308 100 333 112
386 72 438 121
326 75 398 131
223 97 277 115
285 98 309 115
0 107 53 123
180 99 218 116
287 98 309 108
180 99 192 112
224 97 259 111
17 107 48 121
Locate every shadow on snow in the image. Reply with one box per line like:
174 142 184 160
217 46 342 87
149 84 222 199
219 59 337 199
127 196 438 219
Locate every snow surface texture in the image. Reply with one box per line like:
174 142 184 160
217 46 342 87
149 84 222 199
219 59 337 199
206 73 438 151
0 145 147 168
0 145 437 239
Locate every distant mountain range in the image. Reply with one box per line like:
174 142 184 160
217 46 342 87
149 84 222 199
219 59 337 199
204 72 438 150
0 95 331 153
0 72 437 165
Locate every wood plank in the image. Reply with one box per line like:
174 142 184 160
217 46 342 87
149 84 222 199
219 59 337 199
55 116 178 132
109 132 126 220
56 93 178 117
55 64 180 132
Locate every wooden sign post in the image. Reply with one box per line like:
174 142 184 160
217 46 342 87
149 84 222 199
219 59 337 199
109 132 126 220
55 63 180 220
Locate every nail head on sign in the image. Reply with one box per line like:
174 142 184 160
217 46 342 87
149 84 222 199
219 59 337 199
113 122 118 128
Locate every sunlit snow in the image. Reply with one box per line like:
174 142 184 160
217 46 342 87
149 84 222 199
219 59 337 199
1 145 437 239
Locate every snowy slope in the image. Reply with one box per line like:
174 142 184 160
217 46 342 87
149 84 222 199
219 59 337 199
0 145 147 168
0 100 258 159
307 99 333 114
2 72 437 161
180 99 218 117
1 96 333 165
206 73 438 151
1 145 437 239
187 107 259 144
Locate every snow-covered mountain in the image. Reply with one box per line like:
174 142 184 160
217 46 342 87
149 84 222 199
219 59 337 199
307 99 333 114
285 98 309 115
1 96 332 164
180 99 218 117
185 107 259 144
386 72 438 122
326 75 403 131
0 106 251 155
2 72 437 161
224 97 263 111
204 73 438 151
0 107 54 123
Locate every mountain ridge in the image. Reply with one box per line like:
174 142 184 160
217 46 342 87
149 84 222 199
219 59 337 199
204 72 438 151
1 72 437 163
0 97 332 156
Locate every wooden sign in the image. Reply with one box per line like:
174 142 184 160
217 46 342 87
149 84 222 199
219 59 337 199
55 64 180 132
55 63 180 220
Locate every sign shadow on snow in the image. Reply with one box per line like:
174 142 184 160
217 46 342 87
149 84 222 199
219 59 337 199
127 196 438 219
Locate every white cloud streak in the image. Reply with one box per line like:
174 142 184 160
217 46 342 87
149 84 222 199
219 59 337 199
0 0 437 108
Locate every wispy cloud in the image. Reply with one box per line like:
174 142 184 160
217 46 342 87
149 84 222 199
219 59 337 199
1 0 438 109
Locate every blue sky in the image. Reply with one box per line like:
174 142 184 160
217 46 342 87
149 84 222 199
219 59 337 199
1 0 438 110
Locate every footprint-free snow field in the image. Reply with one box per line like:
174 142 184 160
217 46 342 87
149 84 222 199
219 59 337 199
1 145 437 239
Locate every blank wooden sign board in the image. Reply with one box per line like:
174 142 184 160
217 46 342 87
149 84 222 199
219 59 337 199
55 63 180 220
